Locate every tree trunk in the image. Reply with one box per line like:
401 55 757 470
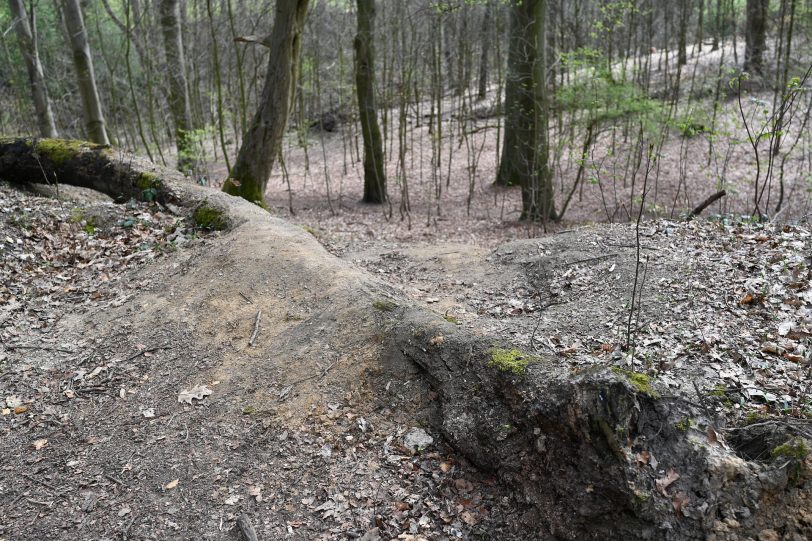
61 0 109 145
477 1 492 100
744 0 768 75
222 0 309 205
9 0 58 138
495 0 556 221
159 0 196 173
678 0 689 66
354 0 386 204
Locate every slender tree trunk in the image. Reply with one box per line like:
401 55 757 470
712 0 721 50
9 0 57 138
477 1 492 100
354 0 386 204
222 0 309 205
159 0 196 172
678 0 689 66
61 0 109 145
496 0 556 221
744 0 768 74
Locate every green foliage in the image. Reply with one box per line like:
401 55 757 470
192 202 227 231
771 438 809 460
488 348 539 375
556 48 664 128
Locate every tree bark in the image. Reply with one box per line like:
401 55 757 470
354 0 386 204
477 1 492 101
678 0 689 66
744 0 768 75
61 0 109 145
159 0 196 173
495 0 556 221
9 0 58 138
222 0 309 205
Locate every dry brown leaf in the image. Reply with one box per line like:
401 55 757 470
165 478 179 490
32 438 48 450
429 335 445 346
635 450 651 466
655 468 680 496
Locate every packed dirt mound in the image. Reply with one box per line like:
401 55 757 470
1 139 810 541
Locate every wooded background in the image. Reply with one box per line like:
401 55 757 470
1 0 811 224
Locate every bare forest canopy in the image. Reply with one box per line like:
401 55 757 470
1 0 812 224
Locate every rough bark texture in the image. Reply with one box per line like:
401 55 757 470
744 0 769 75
354 0 387 204
1 138 810 541
222 0 309 205
159 0 196 173
61 0 109 145
477 1 492 101
678 0 689 66
495 0 556 221
9 0 58 138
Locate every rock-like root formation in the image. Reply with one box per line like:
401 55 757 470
1 137 809 540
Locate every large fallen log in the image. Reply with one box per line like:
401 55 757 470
1 138 809 541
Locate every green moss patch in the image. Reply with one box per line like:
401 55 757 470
612 368 660 398
488 348 539 375
192 203 227 231
35 139 95 165
772 438 810 460
372 299 397 312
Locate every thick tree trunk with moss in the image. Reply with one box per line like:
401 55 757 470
222 0 309 205
9 0 58 138
159 0 196 173
495 0 556 221
744 0 768 75
61 0 109 145
354 0 386 204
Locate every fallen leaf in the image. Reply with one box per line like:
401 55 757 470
5 395 23 408
141 408 155 418
672 491 690 516
14 405 28 414
248 485 262 502
178 384 212 404
1 408 10 416
460 510 478 525
33 438 48 450
224 494 241 505
165 479 179 490
429 335 445 346
656 468 680 496
635 450 651 466
118 506 131 517
64 389 75 399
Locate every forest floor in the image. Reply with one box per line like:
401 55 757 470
1 172 810 540
2 42 812 541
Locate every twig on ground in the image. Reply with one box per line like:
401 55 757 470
239 291 254 304
6 344 75 354
237 514 259 541
687 190 727 219
124 344 172 363
564 253 617 267
22 472 56 491
278 359 339 401
249 311 262 347
104 473 128 486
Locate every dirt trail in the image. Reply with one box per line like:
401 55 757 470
1 139 811 541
